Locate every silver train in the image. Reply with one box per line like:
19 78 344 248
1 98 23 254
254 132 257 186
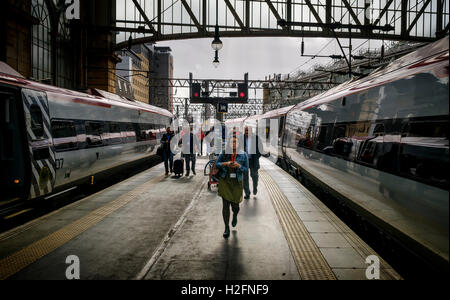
0 63 173 204
227 37 449 271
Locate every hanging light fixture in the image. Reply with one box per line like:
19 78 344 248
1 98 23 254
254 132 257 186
211 26 223 51
211 0 223 51
213 50 220 68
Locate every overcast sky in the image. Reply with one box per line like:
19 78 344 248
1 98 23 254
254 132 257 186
156 37 381 98
117 1 389 98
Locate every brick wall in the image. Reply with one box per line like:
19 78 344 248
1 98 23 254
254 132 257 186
86 31 119 93
1 0 35 78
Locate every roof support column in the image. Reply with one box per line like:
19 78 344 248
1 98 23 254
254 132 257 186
401 0 408 38
158 0 162 36
245 0 250 31
202 0 207 33
437 0 443 36
286 0 292 31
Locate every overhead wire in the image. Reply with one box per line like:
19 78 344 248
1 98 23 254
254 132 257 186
287 0 364 76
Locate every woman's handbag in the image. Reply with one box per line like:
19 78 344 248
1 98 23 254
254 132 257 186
210 161 220 178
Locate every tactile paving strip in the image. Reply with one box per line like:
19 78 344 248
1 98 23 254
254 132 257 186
282 171 402 280
0 175 163 280
260 170 336 280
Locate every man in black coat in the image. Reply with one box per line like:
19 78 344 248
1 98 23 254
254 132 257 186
243 126 264 199
160 127 175 176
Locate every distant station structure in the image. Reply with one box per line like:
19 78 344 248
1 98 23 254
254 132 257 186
261 39 429 112
116 44 174 111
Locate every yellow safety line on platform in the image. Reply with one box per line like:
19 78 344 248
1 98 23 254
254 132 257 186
283 170 402 280
260 170 336 280
0 175 163 280
3 209 33 220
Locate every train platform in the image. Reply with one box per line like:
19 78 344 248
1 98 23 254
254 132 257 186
0 157 401 280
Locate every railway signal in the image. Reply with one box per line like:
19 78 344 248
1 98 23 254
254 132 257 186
237 83 248 101
191 83 201 99
189 73 249 104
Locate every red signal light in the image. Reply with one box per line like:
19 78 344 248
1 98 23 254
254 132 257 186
240 92 245 98
194 92 199 98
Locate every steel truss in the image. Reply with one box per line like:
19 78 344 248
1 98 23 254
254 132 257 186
144 77 339 91
115 0 450 48
172 97 270 120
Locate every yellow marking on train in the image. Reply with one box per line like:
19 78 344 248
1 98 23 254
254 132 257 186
0 175 164 280
3 209 33 220
260 170 336 280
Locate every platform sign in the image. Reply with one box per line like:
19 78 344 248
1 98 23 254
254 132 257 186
218 103 228 113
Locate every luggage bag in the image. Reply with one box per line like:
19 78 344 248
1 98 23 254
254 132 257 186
173 158 184 177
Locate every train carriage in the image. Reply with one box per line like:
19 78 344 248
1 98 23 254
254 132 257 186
224 36 449 273
1 63 173 204
280 36 449 271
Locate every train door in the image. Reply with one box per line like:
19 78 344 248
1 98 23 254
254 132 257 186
21 88 56 199
1 86 28 201
279 115 288 156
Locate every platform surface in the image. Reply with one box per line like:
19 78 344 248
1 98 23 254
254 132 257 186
0 157 401 280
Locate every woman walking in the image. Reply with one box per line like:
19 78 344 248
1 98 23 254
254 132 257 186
215 136 249 238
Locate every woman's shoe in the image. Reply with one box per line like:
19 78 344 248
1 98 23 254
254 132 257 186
232 214 238 227
223 226 230 238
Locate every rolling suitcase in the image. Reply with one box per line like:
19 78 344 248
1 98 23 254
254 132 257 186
173 158 184 177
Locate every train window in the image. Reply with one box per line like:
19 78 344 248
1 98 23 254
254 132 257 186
140 123 149 141
154 127 163 140
373 123 385 137
51 120 78 151
357 138 383 166
109 122 121 133
332 125 346 140
125 123 136 142
30 104 44 138
85 122 103 146
403 121 448 138
108 122 122 144
133 123 143 142
330 125 351 157
316 125 329 151
135 123 153 141
399 120 449 189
